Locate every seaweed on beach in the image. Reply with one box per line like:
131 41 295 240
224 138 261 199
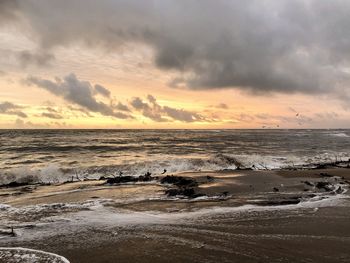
160 175 198 187
160 175 207 198
103 172 158 185
315 181 333 192
164 187 204 198
256 196 302 206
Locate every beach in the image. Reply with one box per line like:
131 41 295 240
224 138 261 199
1 167 350 263
3 1 350 261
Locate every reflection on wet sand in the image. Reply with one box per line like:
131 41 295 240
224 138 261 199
1 168 350 262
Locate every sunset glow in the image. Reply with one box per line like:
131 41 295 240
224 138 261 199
1 1 350 129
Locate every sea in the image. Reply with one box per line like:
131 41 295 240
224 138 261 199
1 129 350 185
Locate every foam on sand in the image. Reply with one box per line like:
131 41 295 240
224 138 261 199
69 187 349 227
0 247 70 263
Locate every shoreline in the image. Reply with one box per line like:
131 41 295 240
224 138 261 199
1 167 350 262
1 157 350 188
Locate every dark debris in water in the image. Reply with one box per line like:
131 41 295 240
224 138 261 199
160 175 198 187
315 181 332 192
319 172 333 177
256 196 302 206
102 172 159 185
303 181 314 187
0 227 16 237
2 181 30 188
160 175 208 198
165 188 205 198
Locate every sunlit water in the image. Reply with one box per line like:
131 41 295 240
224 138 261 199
1 129 350 184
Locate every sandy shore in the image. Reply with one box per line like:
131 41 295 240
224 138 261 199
1 168 350 262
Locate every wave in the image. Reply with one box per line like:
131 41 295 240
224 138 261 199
329 132 350 138
1 152 350 185
2 144 139 153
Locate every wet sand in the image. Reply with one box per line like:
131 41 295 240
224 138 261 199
1 168 350 263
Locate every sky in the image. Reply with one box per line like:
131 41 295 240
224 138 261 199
1 0 350 129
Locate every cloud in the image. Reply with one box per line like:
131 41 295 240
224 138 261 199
255 113 271 120
18 50 55 67
39 106 64 119
130 96 166 122
115 102 130 112
0 0 18 23
94 84 110 98
130 95 205 122
0 101 27 118
130 97 149 110
214 103 229 110
26 73 132 119
41 112 63 119
14 118 52 129
162 106 204 122
235 113 255 123
3 0 350 100
314 112 339 119
66 105 93 117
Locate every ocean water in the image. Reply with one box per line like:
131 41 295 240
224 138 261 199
0 129 350 184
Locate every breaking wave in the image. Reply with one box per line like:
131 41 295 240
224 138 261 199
329 132 350 138
1 152 350 185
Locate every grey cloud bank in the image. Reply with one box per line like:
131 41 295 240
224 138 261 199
94 84 111 98
27 73 132 119
26 73 207 122
0 101 27 118
19 50 55 68
131 95 205 122
1 0 350 99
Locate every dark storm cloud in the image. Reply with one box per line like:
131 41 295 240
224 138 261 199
3 0 350 97
0 101 27 118
26 73 132 119
130 95 205 122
